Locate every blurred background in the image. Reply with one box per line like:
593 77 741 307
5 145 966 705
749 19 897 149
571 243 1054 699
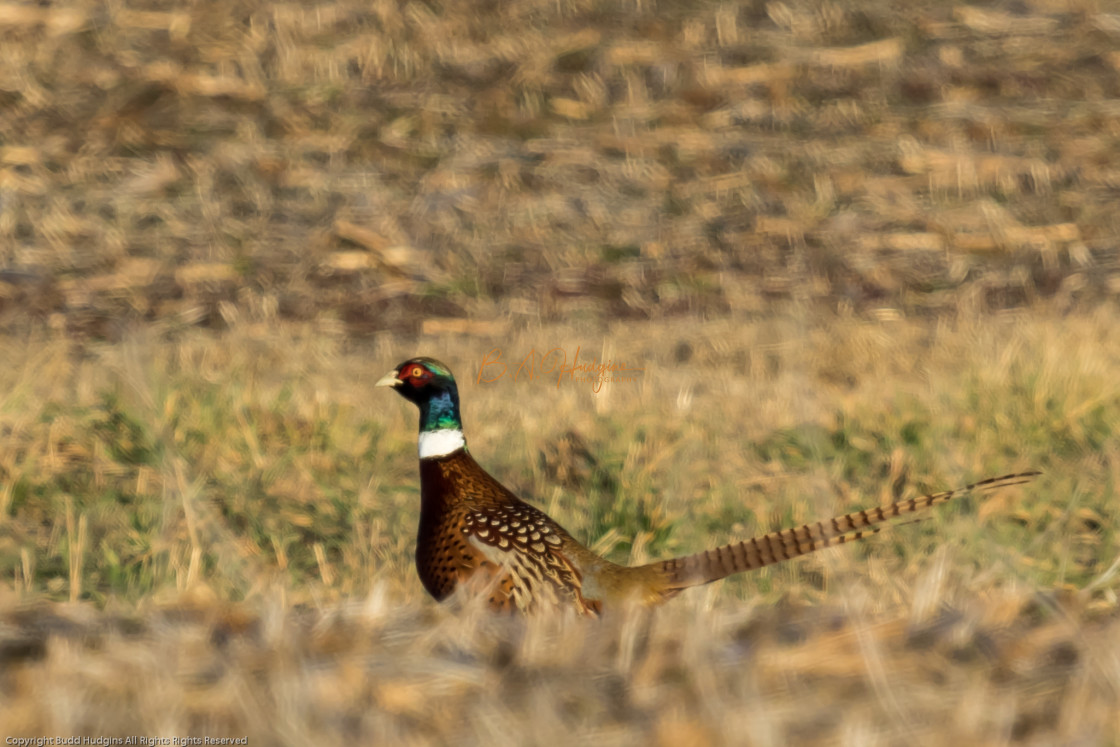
0 0 1118 743
1 0 1115 333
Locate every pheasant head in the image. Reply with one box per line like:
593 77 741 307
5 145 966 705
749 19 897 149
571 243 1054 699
377 357 466 458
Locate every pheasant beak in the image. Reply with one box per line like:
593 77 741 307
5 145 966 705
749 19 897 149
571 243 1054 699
375 370 402 388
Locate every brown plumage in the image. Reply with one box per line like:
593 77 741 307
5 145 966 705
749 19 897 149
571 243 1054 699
416 451 604 614
378 357 1040 615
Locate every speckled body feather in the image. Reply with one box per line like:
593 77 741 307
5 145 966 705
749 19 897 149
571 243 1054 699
417 451 606 614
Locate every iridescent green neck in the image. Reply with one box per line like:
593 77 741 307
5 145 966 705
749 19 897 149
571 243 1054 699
418 387 462 433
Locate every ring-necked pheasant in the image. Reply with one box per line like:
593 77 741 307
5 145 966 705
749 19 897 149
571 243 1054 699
378 357 1039 615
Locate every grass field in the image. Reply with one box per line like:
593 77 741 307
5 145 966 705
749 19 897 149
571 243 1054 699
1 0 1120 743
2 313 1117 743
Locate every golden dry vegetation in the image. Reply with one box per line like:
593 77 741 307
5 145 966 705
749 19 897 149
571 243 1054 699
1 0 1119 744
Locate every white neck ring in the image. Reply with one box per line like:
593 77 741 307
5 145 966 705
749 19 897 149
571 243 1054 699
418 428 466 459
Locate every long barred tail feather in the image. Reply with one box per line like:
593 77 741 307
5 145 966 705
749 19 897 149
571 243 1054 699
648 471 1041 592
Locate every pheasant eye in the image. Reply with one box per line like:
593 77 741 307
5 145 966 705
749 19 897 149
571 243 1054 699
410 366 425 378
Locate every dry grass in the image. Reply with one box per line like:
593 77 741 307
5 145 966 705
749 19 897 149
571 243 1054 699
0 310 1118 743
1 0 1120 743
0 586 1117 745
